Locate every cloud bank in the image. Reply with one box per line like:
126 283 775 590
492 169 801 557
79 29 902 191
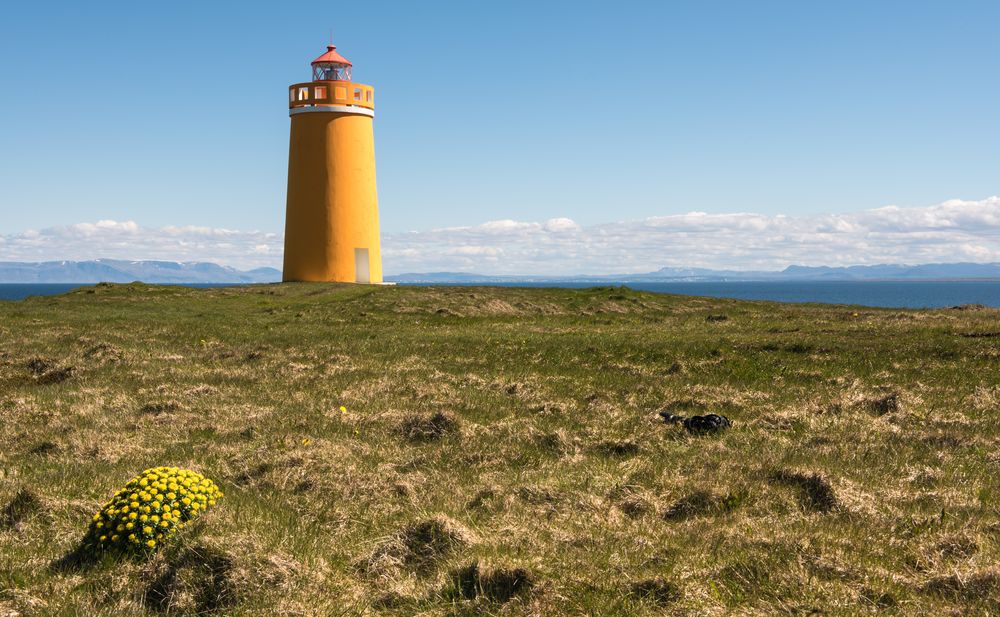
0 221 282 271
383 196 1000 274
1 197 998 274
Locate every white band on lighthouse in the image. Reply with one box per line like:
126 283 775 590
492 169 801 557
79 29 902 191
289 105 375 118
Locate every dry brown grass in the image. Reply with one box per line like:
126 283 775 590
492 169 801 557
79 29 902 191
0 283 998 615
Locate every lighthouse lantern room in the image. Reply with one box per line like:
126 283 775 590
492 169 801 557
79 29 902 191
311 44 353 81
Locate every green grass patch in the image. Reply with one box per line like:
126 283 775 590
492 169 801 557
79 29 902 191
1 283 998 615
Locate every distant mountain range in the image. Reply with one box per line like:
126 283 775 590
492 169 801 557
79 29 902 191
386 262 1000 283
1 260 998 284
0 260 281 284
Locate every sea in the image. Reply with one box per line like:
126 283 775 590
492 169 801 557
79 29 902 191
1 281 999 309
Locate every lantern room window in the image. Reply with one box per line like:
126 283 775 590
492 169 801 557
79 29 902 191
313 63 352 81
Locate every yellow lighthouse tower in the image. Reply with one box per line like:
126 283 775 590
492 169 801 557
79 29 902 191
283 43 382 283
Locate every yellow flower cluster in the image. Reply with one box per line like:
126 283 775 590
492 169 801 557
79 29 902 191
86 466 223 552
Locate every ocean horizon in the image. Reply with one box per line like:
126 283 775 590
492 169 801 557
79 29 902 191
2 280 999 309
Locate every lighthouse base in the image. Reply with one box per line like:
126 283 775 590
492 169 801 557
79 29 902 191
282 109 383 284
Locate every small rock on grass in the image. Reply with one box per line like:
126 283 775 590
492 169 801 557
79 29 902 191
659 411 732 434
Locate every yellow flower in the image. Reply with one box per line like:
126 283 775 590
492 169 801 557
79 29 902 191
89 467 222 554
340 405 347 413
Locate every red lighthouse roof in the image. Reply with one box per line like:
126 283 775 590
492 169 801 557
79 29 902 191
311 44 352 66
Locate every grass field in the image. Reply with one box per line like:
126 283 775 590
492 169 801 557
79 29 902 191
1 283 998 615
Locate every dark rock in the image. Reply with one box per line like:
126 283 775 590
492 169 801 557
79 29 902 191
683 414 732 433
659 411 732 434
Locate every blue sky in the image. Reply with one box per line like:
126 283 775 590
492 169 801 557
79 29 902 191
1 1 998 273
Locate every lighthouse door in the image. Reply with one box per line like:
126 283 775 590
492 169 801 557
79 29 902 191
354 248 370 284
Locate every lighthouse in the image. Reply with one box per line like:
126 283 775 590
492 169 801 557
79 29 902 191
283 43 382 283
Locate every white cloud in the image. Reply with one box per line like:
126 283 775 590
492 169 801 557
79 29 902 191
443 246 502 256
544 217 581 232
0 221 283 270
1 197 998 274
382 196 1000 274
